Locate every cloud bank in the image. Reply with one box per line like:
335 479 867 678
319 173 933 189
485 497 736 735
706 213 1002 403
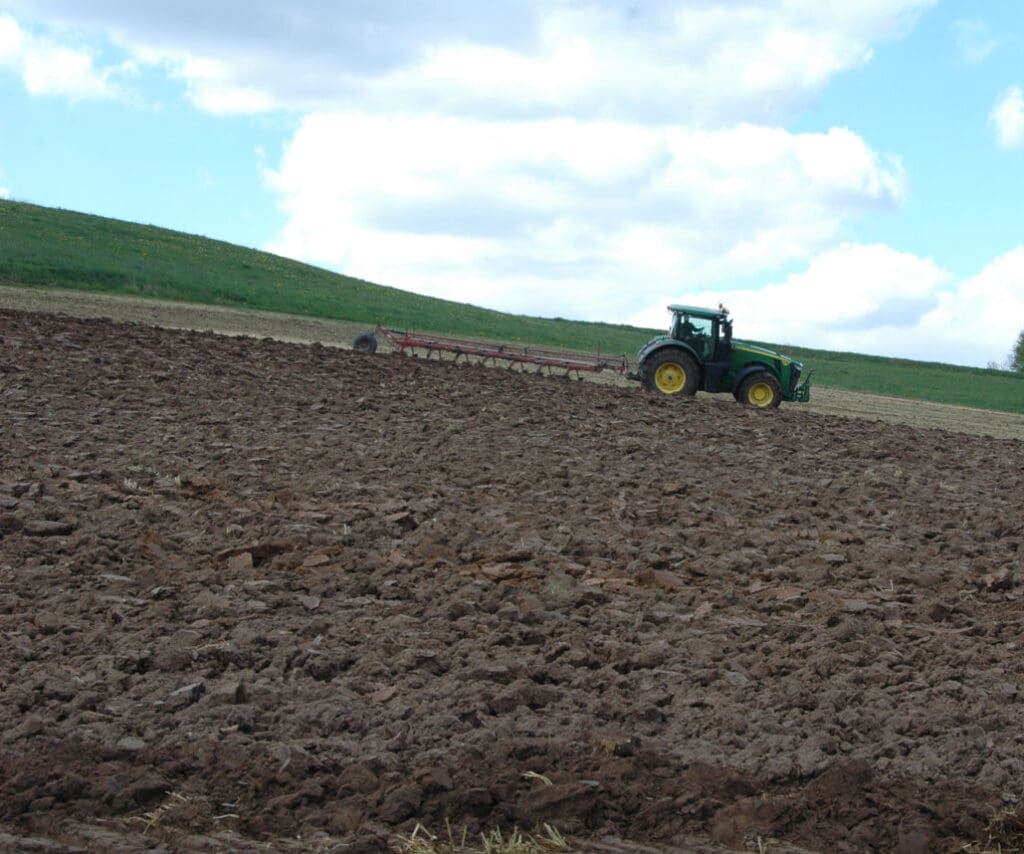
1 1 934 121
263 115 905 323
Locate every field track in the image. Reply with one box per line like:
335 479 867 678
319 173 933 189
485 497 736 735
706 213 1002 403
2 305 1023 852
2 285 1021 441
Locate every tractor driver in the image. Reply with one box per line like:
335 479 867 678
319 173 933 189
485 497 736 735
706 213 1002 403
680 316 713 358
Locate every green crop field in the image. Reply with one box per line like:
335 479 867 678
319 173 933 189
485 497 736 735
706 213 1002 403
2 199 1022 414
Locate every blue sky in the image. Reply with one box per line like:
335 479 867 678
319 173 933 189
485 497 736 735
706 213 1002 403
1 1 1022 368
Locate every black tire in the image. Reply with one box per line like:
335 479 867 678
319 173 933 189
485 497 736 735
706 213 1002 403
352 332 378 354
642 349 699 396
736 371 782 408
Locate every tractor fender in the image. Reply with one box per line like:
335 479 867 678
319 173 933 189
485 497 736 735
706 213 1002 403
637 339 702 369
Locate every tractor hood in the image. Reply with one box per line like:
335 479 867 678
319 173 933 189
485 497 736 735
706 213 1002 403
731 339 801 368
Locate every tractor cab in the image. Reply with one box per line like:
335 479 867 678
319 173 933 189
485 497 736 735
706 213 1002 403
667 305 733 391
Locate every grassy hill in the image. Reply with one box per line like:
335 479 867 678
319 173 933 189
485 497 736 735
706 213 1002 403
0 200 644 354
2 199 1022 414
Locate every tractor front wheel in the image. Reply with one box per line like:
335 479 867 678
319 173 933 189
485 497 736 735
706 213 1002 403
642 349 699 396
737 372 782 408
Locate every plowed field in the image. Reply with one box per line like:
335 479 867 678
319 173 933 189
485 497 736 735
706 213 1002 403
1 309 1022 853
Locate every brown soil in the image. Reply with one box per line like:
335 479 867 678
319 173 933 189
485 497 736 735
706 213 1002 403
1 308 1022 853
3 284 1023 442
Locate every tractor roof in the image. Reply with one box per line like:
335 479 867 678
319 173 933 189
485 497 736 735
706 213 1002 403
667 304 729 320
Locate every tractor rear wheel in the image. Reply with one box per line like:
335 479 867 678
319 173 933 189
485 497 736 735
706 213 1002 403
643 349 699 396
737 372 782 408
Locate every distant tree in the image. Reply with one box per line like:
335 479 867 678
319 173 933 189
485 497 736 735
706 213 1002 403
1013 328 1024 372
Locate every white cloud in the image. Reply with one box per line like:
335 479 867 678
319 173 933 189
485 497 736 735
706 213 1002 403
953 19 1005 64
171 57 276 115
630 243 1024 367
1 1 936 122
991 86 1024 148
264 114 905 322
629 243 948 338
920 247 1024 365
0 13 127 100
0 14 27 65
0 14 21 50
297 0 932 125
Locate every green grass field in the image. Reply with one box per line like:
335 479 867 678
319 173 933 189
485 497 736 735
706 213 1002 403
778 344 1023 413
2 199 1022 413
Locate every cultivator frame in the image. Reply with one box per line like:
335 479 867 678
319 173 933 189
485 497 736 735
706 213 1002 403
355 325 629 377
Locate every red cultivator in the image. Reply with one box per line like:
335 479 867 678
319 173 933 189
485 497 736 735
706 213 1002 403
353 326 629 377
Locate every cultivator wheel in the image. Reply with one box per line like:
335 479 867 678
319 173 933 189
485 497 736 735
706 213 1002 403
352 332 378 354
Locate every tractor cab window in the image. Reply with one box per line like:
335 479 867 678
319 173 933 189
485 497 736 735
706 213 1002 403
671 314 714 358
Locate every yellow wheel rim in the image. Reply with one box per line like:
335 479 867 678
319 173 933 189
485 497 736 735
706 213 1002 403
654 362 686 394
747 382 775 407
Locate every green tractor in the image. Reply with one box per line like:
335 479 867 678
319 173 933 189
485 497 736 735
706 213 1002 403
633 304 812 407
